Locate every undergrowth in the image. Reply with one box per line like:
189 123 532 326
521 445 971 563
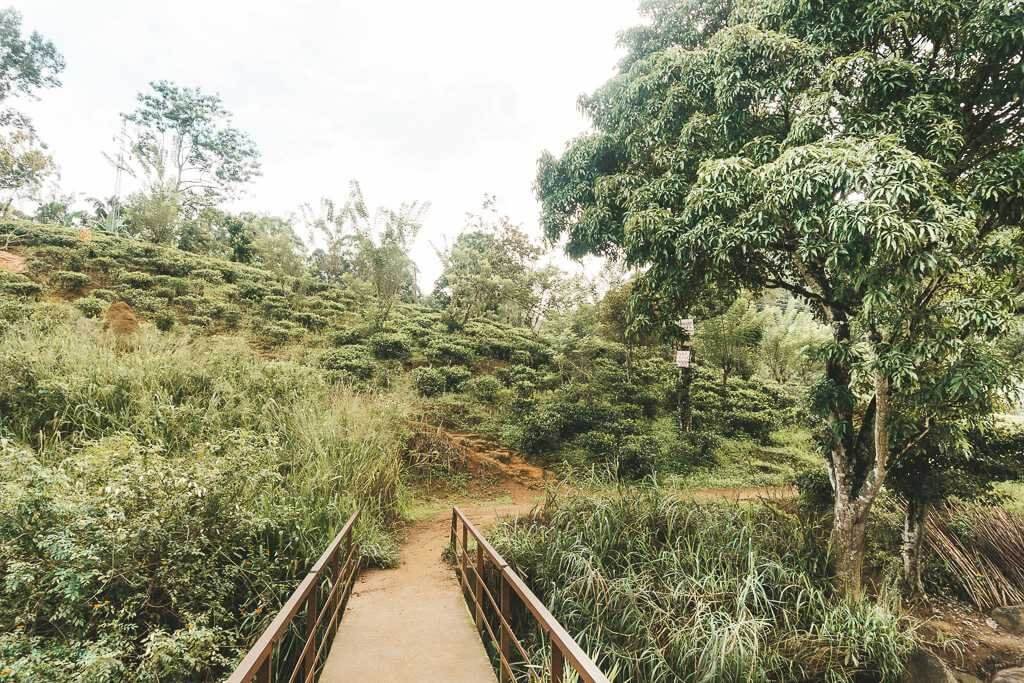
0 312 414 681
489 489 916 683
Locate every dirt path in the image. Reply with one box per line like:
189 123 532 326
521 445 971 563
321 428 792 682
0 250 26 274
320 482 540 682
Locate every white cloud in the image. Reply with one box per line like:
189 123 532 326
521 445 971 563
11 0 640 286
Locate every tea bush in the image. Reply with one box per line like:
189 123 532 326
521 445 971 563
412 367 447 397
0 273 42 298
119 271 155 289
73 296 105 318
425 339 475 366
52 270 90 292
368 332 412 360
321 346 376 380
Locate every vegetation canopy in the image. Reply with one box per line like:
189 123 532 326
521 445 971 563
537 0 1024 594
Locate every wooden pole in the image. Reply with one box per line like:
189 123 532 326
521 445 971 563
475 543 485 628
500 576 512 683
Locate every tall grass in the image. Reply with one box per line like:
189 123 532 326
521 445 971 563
490 489 915 683
0 313 415 679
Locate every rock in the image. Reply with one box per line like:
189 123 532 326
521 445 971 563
903 648 958 683
992 605 1024 635
993 668 1024 683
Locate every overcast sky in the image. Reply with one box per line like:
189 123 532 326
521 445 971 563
11 0 641 286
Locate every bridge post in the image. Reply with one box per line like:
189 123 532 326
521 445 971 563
500 574 512 683
461 524 469 594
475 544 484 629
304 587 318 679
551 643 564 683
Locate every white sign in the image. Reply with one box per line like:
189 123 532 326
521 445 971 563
677 318 695 335
675 349 691 368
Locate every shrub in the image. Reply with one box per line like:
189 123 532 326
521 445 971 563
320 347 375 380
90 288 117 302
368 333 412 360
292 311 328 330
464 375 502 402
53 270 90 292
152 275 191 296
425 340 475 366
193 268 224 283
412 367 447 397
0 318 416 680
238 283 267 301
89 256 118 272
516 405 566 455
74 296 105 319
439 365 471 390
260 324 299 346
332 327 366 346
155 311 176 332
152 286 178 301
174 295 201 312
0 273 42 298
793 468 833 511
118 271 154 289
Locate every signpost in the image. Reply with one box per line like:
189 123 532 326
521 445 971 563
675 318 695 433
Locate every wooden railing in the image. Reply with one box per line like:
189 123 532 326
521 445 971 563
451 507 610 683
228 510 360 683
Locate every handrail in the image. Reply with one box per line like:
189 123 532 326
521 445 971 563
451 506 610 683
228 510 360 683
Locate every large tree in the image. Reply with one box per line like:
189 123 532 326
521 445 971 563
118 81 261 217
537 0 1024 594
432 197 541 326
310 181 426 325
0 9 64 210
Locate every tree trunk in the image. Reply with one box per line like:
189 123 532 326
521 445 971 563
831 495 869 596
902 497 929 599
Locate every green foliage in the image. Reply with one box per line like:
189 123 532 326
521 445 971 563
73 295 104 318
52 269 89 292
0 272 41 298
695 294 764 384
433 197 542 327
0 9 64 197
536 0 1024 590
464 375 502 403
411 366 472 397
412 367 447 397
320 346 375 381
0 316 413 680
118 270 155 289
120 80 261 216
368 332 412 360
424 339 475 366
490 490 915 682
154 310 175 332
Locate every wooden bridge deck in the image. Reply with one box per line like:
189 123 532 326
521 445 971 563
320 501 531 682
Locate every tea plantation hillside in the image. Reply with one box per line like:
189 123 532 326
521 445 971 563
1 221 819 486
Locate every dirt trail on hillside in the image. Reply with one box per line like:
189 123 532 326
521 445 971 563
419 424 553 487
0 250 26 274
322 432 792 681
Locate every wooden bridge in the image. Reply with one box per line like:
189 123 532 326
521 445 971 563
227 506 609 683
